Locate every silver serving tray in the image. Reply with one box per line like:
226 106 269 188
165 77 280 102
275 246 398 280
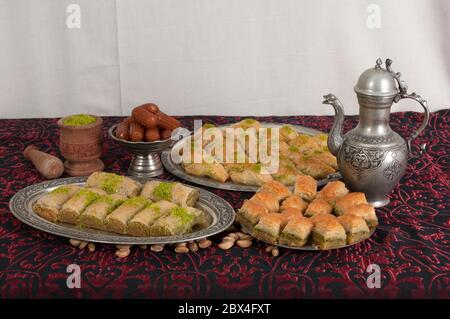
9 176 235 245
239 224 377 251
161 122 342 192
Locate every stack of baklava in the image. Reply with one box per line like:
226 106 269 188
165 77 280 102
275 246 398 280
180 118 338 186
33 172 207 237
236 176 378 249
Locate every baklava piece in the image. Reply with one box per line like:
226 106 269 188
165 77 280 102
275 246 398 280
127 200 177 237
59 188 106 224
236 200 269 229
253 213 285 244
316 181 349 205
105 196 149 234
304 198 333 217
86 172 141 197
311 214 347 249
231 118 262 131
279 216 313 247
293 174 317 202
249 190 279 212
280 195 308 213
292 156 335 179
32 185 80 222
228 163 273 186
271 158 299 186
259 180 291 201
279 125 299 142
149 206 205 236
182 157 229 183
141 181 199 207
334 192 368 216
344 203 378 227
337 214 370 244
79 194 127 230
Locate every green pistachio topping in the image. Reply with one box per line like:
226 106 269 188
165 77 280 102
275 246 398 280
170 206 194 225
153 182 173 201
316 134 328 141
122 196 148 207
289 145 299 152
63 114 96 126
100 173 123 193
148 203 161 213
252 163 262 173
95 194 123 206
74 189 101 206
203 123 216 129
281 125 295 134
50 186 70 194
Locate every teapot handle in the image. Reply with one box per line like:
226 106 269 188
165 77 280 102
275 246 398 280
394 92 430 155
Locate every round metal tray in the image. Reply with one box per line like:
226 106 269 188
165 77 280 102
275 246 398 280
9 176 235 245
161 122 342 192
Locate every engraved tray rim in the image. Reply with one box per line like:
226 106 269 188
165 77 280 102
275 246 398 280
161 122 342 192
9 176 235 245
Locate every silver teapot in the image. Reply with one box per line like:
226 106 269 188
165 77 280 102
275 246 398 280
323 58 429 207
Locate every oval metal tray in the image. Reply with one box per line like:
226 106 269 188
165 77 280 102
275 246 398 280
9 176 235 245
161 122 342 192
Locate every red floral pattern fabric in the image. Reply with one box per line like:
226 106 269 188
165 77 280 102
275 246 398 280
0 110 448 298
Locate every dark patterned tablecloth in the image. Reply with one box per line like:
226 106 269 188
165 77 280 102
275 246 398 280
0 110 448 299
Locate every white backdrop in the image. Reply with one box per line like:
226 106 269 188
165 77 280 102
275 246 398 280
0 0 448 118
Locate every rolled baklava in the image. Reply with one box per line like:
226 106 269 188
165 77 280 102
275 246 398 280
293 175 317 202
32 185 80 222
259 180 291 201
248 190 279 212
105 196 149 234
279 125 299 142
149 206 205 236
280 195 308 213
334 192 368 216
293 157 335 179
228 163 273 186
344 203 378 227
311 214 347 249
59 188 106 224
304 198 333 217
337 214 370 244
86 172 141 197
127 200 177 237
279 216 313 247
253 213 285 244
316 181 349 204
236 200 269 229
182 158 229 183
271 158 300 186
79 194 127 230
141 181 199 207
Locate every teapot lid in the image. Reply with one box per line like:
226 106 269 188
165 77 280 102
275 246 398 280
354 58 401 97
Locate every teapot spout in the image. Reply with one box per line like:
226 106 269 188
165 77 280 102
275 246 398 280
322 94 345 156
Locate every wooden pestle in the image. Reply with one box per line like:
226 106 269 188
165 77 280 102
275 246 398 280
23 145 64 179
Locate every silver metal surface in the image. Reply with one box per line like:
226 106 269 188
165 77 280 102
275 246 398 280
9 176 235 245
324 58 430 207
161 122 342 192
240 225 377 251
108 125 175 179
